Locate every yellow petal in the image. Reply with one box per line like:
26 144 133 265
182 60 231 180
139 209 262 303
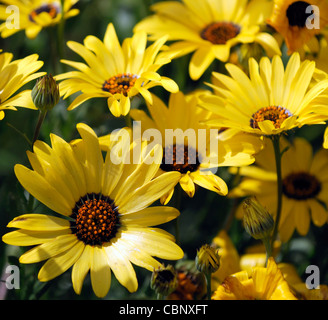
294 203 311 236
50 133 88 199
20 234 78 263
76 123 103 194
120 94 131 116
159 76 179 93
117 171 181 214
108 97 121 117
120 206 180 226
254 32 281 57
114 144 162 203
192 172 228 195
7 214 70 231
104 243 138 293
120 227 184 260
103 23 124 72
113 238 161 271
90 246 111 298
179 173 195 197
2 229 68 246
14 164 73 216
72 245 92 295
189 47 215 80
308 199 328 227
160 187 175 205
38 240 84 282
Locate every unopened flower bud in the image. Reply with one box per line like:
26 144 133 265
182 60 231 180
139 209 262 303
243 197 274 240
31 74 59 112
195 244 220 274
150 264 178 297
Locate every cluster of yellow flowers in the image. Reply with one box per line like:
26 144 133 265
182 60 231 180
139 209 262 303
1 0 328 300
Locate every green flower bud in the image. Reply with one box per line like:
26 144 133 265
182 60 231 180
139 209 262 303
243 197 274 240
31 74 59 112
195 244 220 274
150 264 178 297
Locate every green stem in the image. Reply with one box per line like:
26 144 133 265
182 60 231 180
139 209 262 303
270 135 283 249
262 236 272 267
32 110 47 144
205 272 212 300
27 110 47 212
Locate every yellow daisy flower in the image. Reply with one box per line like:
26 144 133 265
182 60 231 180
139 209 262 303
0 52 45 120
0 0 79 39
129 91 262 204
268 0 328 53
212 257 297 300
230 137 328 242
2 123 183 298
199 52 328 136
134 0 281 80
56 23 178 118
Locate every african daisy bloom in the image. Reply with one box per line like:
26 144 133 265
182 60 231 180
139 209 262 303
212 257 297 300
129 91 262 204
0 52 44 120
199 52 328 136
2 123 183 298
56 23 178 117
230 137 328 242
134 0 281 80
0 0 79 39
268 0 328 53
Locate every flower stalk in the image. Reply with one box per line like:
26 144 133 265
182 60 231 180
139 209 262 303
270 135 283 249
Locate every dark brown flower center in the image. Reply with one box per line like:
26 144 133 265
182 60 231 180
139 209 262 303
160 144 201 174
29 4 59 22
70 194 120 246
286 1 313 28
201 22 240 45
250 106 292 129
282 172 321 200
102 73 139 96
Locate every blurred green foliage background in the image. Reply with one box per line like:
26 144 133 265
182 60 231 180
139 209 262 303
0 0 327 300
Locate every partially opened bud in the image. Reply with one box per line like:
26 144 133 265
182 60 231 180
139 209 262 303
243 197 274 240
150 264 178 297
195 244 220 274
31 74 59 112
